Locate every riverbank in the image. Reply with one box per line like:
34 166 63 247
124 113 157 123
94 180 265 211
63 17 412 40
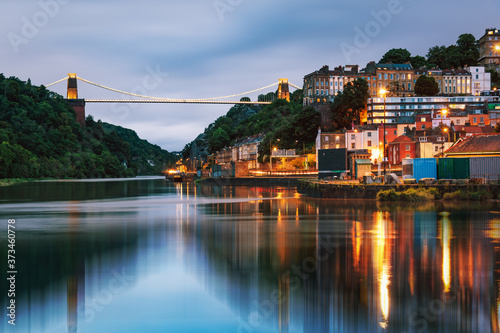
297 179 500 200
0 178 34 187
194 177 500 201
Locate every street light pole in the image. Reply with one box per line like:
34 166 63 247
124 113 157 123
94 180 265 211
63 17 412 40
440 109 448 157
379 89 387 179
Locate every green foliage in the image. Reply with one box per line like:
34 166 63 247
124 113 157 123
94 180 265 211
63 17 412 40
183 93 317 161
208 127 230 152
0 74 175 179
414 75 440 96
380 48 411 64
426 33 478 69
410 55 428 69
331 78 369 129
487 69 500 89
377 188 435 202
101 122 177 175
443 189 493 201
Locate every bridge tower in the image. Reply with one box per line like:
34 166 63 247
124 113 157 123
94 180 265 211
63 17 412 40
65 73 86 126
278 78 290 102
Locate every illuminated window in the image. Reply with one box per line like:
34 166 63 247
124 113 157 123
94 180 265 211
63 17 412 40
325 136 329 142
406 145 410 151
367 140 372 147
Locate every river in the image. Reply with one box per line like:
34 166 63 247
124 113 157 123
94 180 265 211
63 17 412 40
0 177 499 333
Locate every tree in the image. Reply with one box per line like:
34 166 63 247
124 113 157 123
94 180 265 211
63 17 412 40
487 69 500 89
331 78 369 129
208 127 230 152
380 48 411 64
410 55 428 69
414 75 439 96
456 33 479 67
426 34 479 69
240 97 251 102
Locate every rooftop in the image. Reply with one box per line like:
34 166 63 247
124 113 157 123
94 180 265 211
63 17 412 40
445 133 500 154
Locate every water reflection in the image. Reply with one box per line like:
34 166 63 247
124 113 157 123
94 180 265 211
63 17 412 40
0 180 499 332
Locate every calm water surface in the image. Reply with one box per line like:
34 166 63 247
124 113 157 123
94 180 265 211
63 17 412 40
0 177 499 333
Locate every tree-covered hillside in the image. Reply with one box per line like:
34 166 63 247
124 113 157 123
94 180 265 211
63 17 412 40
0 74 176 179
182 89 321 162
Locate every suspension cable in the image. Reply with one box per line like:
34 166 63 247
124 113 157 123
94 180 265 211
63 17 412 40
45 76 69 87
189 82 279 101
77 76 279 101
76 76 173 100
288 82 302 90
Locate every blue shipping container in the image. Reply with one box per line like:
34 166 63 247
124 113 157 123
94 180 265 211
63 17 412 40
413 158 437 181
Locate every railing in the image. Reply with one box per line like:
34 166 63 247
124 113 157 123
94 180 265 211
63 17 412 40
468 174 500 184
249 169 318 177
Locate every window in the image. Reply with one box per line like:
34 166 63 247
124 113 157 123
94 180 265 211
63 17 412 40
335 136 340 142
457 119 460 124
435 146 438 152
476 75 479 79
384 74 388 80
408 83 411 90
367 132 372 137
394 130 397 135
406 154 410 158
379 74 382 79
390 74 393 80
480 117 484 123
351 134 355 140
406 145 410 151
473 117 477 123
421 124 425 129
335 144 340 149
351 143 355 149
367 140 372 147
325 136 329 142
420 117 426 122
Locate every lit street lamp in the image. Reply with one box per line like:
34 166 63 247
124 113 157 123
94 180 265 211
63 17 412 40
379 89 388 179
269 139 280 173
442 127 448 157
440 109 448 157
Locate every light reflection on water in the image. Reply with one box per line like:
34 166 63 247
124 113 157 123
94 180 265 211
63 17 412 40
0 178 499 333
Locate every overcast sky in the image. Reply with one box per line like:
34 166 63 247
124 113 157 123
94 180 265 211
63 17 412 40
1 0 499 151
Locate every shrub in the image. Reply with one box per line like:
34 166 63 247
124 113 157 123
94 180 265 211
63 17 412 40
443 191 461 201
377 188 434 202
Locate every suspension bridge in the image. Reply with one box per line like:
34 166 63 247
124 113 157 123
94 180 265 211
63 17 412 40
46 74 302 105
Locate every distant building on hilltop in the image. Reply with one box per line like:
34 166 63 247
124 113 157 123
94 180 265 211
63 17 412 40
478 28 500 73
